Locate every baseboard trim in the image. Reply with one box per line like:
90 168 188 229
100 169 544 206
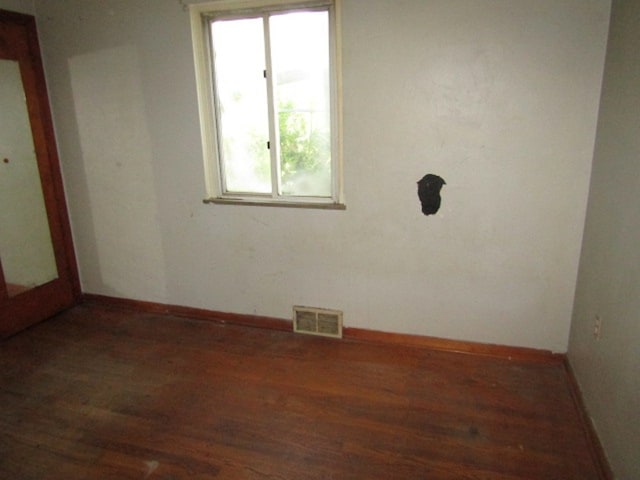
82 293 560 363
562 358 614 480
343 327 562 363
82 293 291 332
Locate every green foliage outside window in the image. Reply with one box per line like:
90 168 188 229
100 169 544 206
278 100 330 192
249 100 330 194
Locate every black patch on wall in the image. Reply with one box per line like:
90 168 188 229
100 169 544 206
417 174 446 215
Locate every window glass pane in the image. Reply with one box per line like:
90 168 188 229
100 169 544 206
211 18 271 193
270 11 331 197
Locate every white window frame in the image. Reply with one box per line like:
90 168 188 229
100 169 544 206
190 0 344 209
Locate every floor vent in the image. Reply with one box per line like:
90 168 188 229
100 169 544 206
293 306 343 339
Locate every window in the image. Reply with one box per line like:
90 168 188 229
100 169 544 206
190 0 343 208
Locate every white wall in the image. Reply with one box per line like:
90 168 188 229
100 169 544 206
568 0 640 477
0 0 33 14
32 0 610 352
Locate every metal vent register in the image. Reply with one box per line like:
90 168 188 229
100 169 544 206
293 306 343 338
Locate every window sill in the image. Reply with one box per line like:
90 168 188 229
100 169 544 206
203 197 346 210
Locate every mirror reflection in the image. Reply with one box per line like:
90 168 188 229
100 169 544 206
0 59 58 297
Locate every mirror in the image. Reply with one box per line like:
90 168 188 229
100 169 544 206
0 58 58 297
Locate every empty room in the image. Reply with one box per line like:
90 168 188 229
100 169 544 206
0 0 637 478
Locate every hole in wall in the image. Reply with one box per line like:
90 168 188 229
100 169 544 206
417 174 446 215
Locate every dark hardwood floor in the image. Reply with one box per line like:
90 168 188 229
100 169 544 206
0 303 603 479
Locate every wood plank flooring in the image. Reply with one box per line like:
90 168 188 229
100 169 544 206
0 304 603 479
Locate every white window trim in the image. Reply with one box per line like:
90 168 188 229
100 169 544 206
189 0 345 209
